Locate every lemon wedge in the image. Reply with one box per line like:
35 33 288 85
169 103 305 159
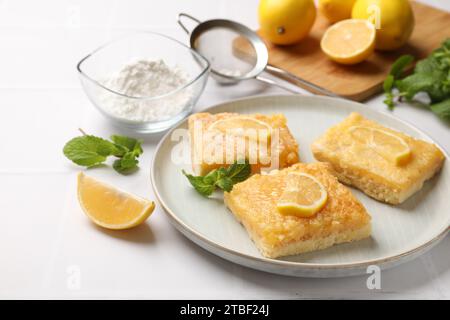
77 172 155 230
349 126 412 166
321 19 376 65
277 172 328 218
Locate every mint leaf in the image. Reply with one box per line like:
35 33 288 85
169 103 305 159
182 170 215 197
430 98 450 120
225 161 251 184
182 161 252 197
203 167 226 185
383 75 396 110
110 135 142 174
111 144 128 157
383 75 394 93
389 55 414 78
431 39 450 70
396 69 448 102
63 133 144 174
110 135 143 157
396 73 436 101
113 152 139 174
383 39 450 117
216 177 233 192
63 135 117 167
384 94 395 110
414 56 440 74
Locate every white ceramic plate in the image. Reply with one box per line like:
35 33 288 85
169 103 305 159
151 95 449 277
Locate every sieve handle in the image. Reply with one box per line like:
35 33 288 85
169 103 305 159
255 76 300 94
177 13 201 35
266 65 341 98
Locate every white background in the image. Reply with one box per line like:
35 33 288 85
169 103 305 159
0 0 449 299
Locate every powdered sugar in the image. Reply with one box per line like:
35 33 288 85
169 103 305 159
99 58 192 122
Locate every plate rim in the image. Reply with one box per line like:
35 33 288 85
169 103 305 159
151 94 450 272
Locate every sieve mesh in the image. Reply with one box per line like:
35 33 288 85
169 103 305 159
193 27 258 80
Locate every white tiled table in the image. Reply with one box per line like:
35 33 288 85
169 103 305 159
1 0 449 299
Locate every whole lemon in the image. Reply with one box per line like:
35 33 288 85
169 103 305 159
258 0 316 45
319 0 356 23
352 0 415 51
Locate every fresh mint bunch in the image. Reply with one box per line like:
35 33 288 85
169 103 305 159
383 38 450 121
63 132 143 174
182 161 251 197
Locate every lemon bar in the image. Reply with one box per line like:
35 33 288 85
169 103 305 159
189 112 299 175
224 162 371 259
312 112 445 204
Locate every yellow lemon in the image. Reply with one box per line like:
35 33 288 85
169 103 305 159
319 0 357 23
352 0 415 51
77 172 155 230
258 0 316 45
349 126 412 166
321 19 376 65
277 172 328 217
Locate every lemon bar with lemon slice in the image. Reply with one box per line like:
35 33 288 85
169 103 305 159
188 112 299 175
312 112 445 205
224 162 371 259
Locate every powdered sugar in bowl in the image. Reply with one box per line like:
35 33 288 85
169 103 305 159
77 32 209 133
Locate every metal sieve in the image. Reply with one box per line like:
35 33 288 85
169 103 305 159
177 13 339 97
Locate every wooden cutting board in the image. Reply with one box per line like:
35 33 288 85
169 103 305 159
233 1 450 101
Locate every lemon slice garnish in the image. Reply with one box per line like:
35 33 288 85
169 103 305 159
349 126 412 166
277 172 328 218
77 172 155 230
208 116 272 141
321 19 376 65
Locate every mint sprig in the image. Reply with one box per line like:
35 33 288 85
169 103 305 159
182 161 251 197
63 131 143 174
110 135 143 173
383 39 450 121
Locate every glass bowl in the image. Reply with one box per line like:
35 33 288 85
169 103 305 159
77 32 210 133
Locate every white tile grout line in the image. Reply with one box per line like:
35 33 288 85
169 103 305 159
0 170 73 175
0 24 177 29
0 86 80 90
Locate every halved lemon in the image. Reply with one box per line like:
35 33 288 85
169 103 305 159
277 172 328 217
349 126 412 165
77 172 155 230
321 19 376 65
